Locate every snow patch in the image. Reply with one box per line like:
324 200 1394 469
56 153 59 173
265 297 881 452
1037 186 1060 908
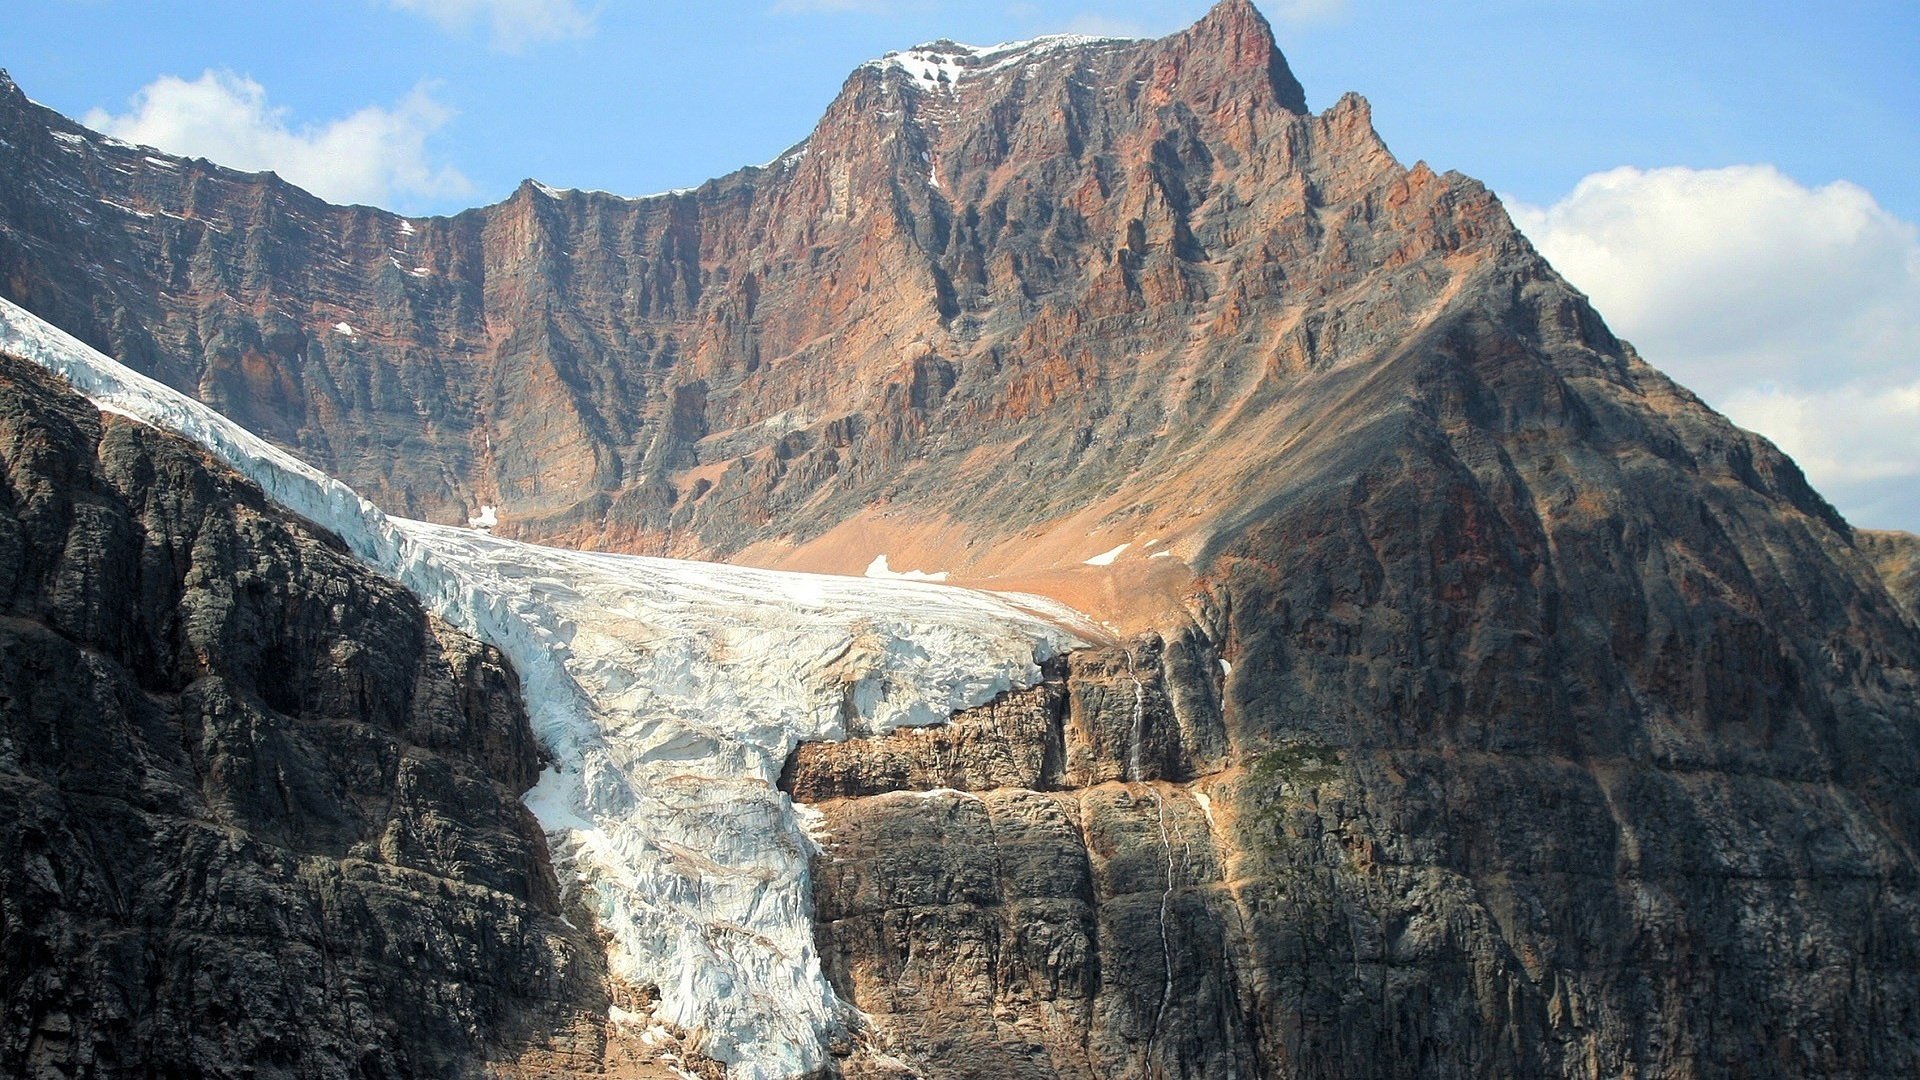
468 504 498 530
865 554 948 583
97 198 154 219
1193 789 1217 831
0 295 1094 1080
864 34 1136 95
1084 542 1130 566
331 322 355 336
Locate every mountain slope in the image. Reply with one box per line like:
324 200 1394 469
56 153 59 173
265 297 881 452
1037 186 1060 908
0 1 1529 581
4 2 1920 1078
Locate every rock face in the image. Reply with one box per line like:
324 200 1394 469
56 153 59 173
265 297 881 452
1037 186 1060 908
0 355 635 1077
4 1 1920 1077
0 1 1523 573
793 600 1920 1078
1862 529 1920 619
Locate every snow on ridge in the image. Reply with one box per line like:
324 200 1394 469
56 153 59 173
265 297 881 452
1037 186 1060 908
0 296 1092 1080
864 33 1139 93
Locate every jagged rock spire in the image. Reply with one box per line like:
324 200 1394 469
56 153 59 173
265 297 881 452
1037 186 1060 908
1174 0 1310 112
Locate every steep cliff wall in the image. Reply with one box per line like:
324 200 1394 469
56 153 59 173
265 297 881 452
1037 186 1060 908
0 354 633 1077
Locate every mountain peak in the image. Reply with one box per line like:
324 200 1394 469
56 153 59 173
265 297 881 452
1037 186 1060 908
862 33 1138 95
1173 0 1309 112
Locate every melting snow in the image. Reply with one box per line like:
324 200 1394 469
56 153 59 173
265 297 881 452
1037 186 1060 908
1084 542 1130 566
864 554 949 583
0 296 1093 1080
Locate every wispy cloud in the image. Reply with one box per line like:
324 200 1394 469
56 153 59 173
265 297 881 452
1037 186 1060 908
84 71 471 209
386 0 597 51
1510 165 1920 530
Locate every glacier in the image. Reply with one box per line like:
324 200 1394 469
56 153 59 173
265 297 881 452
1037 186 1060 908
0 296 1094 1078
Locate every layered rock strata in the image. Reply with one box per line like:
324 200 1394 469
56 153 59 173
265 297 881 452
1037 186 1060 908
0 354 660 1077
792 598 1920 1078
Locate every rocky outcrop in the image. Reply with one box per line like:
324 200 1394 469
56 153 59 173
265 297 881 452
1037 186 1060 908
1862 529 1920 619
792 560 1920 1078
0 354 664 1077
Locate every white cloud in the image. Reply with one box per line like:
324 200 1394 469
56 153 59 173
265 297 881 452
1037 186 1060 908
1510 165 1920 532
387 0 597 50
83 70 471 209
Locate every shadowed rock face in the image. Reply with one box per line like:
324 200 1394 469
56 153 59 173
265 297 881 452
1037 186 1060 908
4 0 1920 1077
790 595 1920 1078
0 355 635 1078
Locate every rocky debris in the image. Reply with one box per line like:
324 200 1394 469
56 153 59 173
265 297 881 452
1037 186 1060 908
0 354 678 1077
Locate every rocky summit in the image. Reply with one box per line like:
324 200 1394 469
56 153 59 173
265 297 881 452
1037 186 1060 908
3 1 1920 1077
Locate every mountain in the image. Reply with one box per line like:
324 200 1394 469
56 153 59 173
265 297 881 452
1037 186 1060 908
0 1 1527 582
4 1 1920 1077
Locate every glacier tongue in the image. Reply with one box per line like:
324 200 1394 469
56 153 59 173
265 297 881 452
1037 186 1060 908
1 297 1093 1078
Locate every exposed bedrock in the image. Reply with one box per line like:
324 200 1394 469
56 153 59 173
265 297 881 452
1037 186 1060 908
788 589 1920 1079
0 355 718 1078
1861 529 1920 621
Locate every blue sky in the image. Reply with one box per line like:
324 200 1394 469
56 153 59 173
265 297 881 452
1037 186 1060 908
5 1 1913 218
4 0 1919 531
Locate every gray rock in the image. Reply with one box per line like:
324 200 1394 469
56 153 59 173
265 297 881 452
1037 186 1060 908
0 355 627 1078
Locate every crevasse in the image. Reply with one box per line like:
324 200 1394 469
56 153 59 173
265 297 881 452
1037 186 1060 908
0 297 1093 1079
